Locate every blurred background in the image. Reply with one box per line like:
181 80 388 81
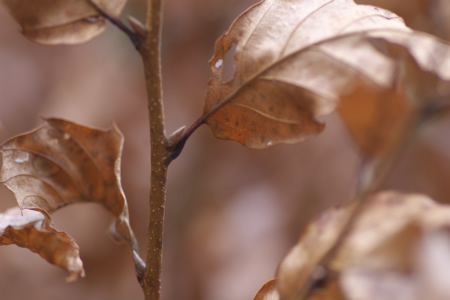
0 0 449 299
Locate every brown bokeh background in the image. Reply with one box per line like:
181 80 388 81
0 0 449 299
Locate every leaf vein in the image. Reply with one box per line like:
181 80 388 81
231 102 299 124
280 0 335 57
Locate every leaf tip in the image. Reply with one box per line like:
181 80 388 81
132 250 146 284
127 15 146 37
65 256 86 282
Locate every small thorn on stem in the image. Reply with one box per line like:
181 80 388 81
128 16 147 40
166 126 187 161
167 126 186 148
88 0 143 49
133 250 146 286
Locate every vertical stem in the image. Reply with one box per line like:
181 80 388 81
139 0 167 299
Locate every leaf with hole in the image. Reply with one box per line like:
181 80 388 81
203 0 450 153
203 0 411 149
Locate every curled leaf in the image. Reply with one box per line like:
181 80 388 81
0 207 84 281
0 118 136 245
203 0 411 149
277 191 450 300
1 0 127 45
339 32 450 156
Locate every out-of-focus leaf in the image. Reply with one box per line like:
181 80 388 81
277 191 450 300
357 0 450 41
0 118 135 245
1 0 127 45
203 0 411 149
368 36 450 106
0 207 84 282
254 279 279 300
339 32 450 156
276 201 354 300
338 81 411 156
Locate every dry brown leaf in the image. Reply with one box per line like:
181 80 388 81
203 0 450 154
254 279 280 300
277 191 450 300
203 0 411 149
1 0 127 45
0 118 135 245
340 32 450 156
0 207 84 282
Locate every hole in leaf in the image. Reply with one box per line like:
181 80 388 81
222 43 237 83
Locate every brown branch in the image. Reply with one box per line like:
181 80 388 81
138 0 168 299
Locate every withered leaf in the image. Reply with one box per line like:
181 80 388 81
204 0 450 153
0 207 84 282
1 0 127 45
338 32 450 156
277 191 450 300
203 0 411 149
0 118 135 245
